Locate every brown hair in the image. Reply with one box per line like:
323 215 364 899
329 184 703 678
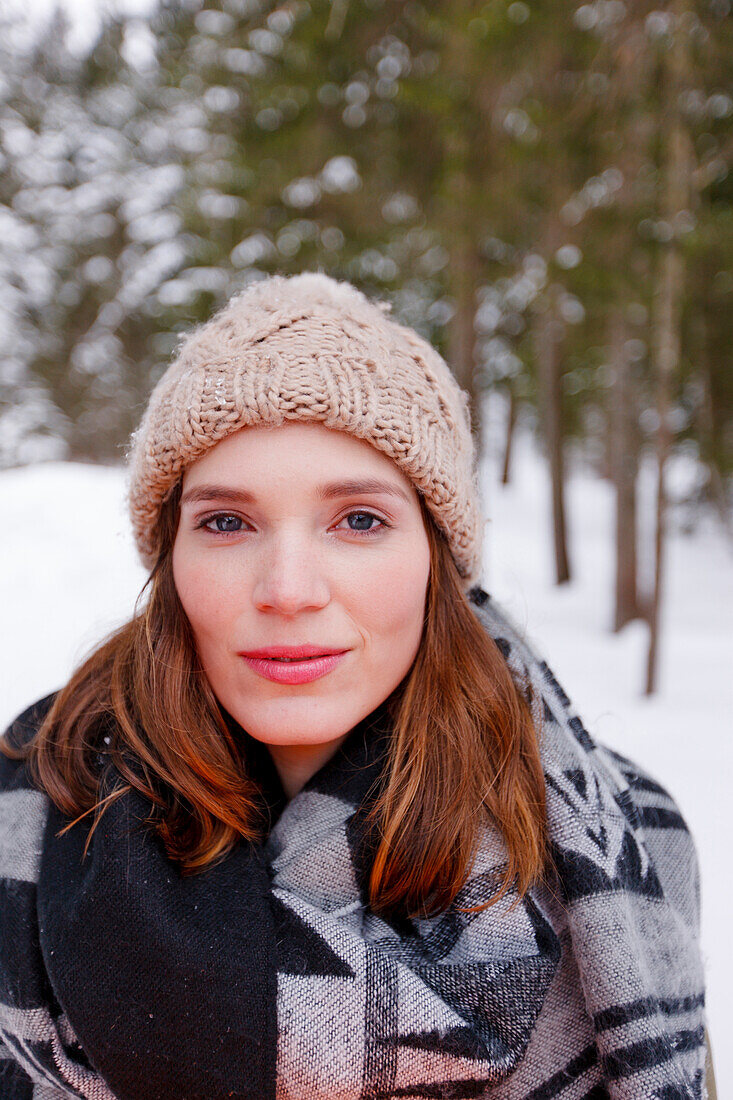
1 487 550 919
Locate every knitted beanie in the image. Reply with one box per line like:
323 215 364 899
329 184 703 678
126 272 484 589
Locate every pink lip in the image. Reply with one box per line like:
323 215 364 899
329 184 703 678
239 651 349 684
239 644 347 659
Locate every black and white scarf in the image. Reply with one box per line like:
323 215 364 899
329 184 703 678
0 587 707 1099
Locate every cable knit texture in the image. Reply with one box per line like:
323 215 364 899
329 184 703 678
126 272 483 587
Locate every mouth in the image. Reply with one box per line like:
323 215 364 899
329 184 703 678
238 650 350 684
265 656 326 662
238 645 349 660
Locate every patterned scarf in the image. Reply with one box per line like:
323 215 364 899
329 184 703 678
0 587 707 1099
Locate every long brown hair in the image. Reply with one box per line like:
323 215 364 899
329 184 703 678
1 485 551 919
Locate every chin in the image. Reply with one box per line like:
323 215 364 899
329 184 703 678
226 697 358 746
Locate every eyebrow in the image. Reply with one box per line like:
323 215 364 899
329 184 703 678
179 478 412 507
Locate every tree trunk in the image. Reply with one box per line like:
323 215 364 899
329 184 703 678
696 317 733 541
443 6 481 446
501 383 516 486
645 0 692 695
609 309 642 630
446 227 480 440
646 252 682 695
534 294 571 584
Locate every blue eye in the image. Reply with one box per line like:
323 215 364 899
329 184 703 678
200 514 245 534
195 510 391 538
337 511 389 536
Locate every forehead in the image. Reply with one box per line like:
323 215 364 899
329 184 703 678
180 422 416 497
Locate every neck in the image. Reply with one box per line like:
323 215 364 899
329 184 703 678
265 731 352 801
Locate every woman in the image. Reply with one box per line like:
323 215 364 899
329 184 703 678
0 273 708 1099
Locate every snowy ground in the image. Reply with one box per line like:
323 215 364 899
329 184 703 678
1 400 731 1092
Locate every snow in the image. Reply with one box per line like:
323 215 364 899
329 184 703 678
1 401 730 1092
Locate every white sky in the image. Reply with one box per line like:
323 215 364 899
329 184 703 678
9 0 155 54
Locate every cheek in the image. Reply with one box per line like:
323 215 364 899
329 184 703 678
172 547 237 641
346 538 430 636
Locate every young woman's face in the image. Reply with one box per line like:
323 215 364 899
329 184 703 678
172 422 431 798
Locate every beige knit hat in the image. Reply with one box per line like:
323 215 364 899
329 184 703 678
126 272 483 589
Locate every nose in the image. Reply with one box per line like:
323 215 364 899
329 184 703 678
251 529 331 616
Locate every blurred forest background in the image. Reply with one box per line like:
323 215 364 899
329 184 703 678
1 0 732 695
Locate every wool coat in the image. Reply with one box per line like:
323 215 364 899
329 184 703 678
0 587 708 1099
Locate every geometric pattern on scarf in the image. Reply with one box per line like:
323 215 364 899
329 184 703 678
0 587 707 1099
